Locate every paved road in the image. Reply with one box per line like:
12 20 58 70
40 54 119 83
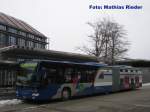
1 85 150 112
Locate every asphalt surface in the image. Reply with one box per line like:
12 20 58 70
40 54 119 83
1 85 150 112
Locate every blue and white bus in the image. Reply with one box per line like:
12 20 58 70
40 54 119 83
16 60 142 101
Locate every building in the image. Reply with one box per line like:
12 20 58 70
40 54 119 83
0 12 49 88
0 45 98 62
0 12 48 49
0 60 18 88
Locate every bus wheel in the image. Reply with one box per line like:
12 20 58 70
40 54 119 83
61 88 71 100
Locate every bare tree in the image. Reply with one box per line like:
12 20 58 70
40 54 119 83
78 18 129 64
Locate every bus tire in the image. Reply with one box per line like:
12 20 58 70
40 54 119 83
61 88 71 100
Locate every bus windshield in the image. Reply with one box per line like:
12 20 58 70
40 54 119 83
17 62 38 86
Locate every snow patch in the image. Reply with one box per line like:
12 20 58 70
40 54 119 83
143 83 150 86
0 99 22 107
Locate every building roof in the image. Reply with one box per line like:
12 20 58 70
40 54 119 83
0 60 18 65
0 12 46 38
0 45 99 63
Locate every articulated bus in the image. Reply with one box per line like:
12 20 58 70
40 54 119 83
16 60 142 101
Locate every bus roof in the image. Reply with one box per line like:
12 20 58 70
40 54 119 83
27 60 107 67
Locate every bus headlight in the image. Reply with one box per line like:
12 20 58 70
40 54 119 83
32 93 39 97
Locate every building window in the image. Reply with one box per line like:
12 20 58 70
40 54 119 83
36 37 43 41
0 33 6 47
35 43 44 49
27 41 34 48
18 38 25 47
0 24 6 31
37 43 40 49
41 44 45 49
42 38 46 42
34 36 37 40
17 59 25 62
38 37 41 41
9 36 16 45
8 27 17 34
28 34 34 39
34 43 38 48
40 38 46 42
43 38 46 42
36 37 39 41
18 31 26 37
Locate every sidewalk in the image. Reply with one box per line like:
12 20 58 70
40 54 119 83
0 88 16 100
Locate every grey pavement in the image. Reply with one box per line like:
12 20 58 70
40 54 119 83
0 86 150 112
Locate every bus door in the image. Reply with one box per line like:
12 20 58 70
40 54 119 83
131 77 135 89
135 76 140 88
124 76 130 89
139 75 142 87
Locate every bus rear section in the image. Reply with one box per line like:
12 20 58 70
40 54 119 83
93 66 143 93
119 67 142 91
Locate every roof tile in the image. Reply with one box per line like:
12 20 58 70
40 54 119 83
0 12 46 38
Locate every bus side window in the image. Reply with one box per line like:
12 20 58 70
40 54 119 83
87 70 96 82
80 69 87 83
46 68 57 84
64 68 73 83
56 68 64 84
120 69 123 72
98 72 104 79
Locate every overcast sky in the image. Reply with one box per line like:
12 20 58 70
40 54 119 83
0 0 149 59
